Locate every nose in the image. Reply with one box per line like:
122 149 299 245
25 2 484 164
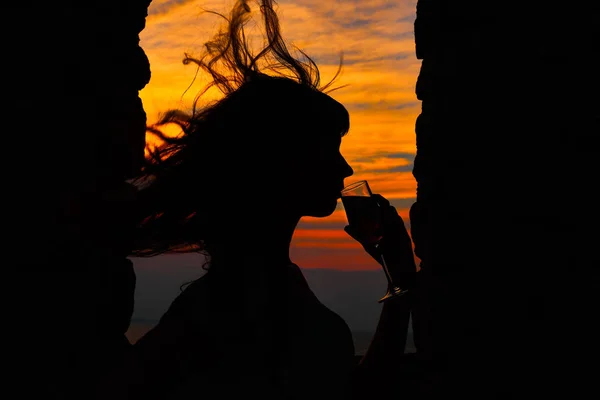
341 156 354 179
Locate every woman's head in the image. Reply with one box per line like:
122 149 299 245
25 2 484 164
225 77 354 217
132 0 353 256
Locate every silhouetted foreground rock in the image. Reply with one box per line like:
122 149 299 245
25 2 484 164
4 1 598 398
6 1 152 398
411 0 599 397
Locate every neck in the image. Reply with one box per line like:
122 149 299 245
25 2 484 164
207 214 300 268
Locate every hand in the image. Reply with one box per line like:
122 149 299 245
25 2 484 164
344 194 416 285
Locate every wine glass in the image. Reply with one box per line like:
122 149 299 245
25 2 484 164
341 180 408 303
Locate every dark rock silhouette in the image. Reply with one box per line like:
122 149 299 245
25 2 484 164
411 0 599 396
6 1 152 398
5 0 597 398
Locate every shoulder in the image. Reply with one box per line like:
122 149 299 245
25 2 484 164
286 263 354 354
314 305 355 366
286 309 355 400
284 267 355 399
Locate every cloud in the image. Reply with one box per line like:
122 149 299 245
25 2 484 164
140 0 420 118
148 0 199 16
389 197 417 210
347 151 416 187
139 0 421 268
353 151 416 163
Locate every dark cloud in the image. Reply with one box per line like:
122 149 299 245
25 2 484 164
320 50 412 66
387 151 416 159
350 151 415 175
346 101 418 111
297 219 346 230
340 19 371 29
352 151 415 163
397 14 416 23
364 164 414 174
148 0 196 16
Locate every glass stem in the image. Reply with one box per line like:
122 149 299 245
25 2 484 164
375 243 395 288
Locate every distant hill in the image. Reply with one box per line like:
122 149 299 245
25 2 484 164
128 254 415 354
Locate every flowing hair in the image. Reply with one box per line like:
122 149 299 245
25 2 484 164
130 0 349 258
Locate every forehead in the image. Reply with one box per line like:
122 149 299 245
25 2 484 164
299 97 349 136
296 101 346 151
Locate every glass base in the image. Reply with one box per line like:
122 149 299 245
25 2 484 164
378 286 409 303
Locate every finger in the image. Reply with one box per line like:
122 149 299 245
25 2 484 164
376 200 402 223
386 205 404 222
371 193 390 207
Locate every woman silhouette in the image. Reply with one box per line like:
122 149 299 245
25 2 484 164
122 1 417 399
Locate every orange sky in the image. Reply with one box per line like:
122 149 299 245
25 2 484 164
139 0 421 271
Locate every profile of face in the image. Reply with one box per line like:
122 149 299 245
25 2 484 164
277 91 354 218
205 80 353 222
284 132 353 218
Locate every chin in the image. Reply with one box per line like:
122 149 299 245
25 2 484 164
304 198 339 218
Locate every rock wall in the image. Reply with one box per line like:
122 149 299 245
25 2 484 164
5 1 152 398
411 0 599 396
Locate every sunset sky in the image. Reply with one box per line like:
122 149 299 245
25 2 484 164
138 0 421 272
